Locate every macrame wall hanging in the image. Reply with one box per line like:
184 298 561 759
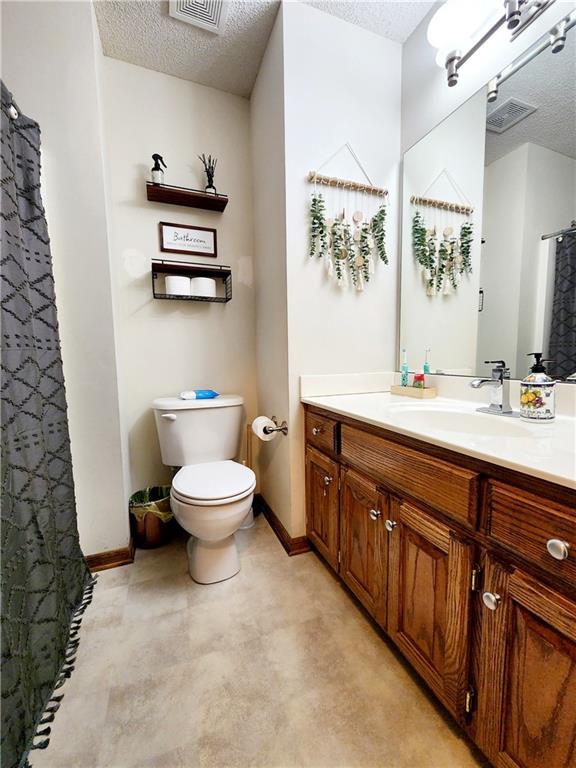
410 168 474 297
308 144 388 292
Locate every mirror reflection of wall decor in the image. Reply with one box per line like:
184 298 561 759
399 25 576 380
410 179 474 296
308 143 388 292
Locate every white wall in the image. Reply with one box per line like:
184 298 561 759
402 1 575 152
479 143 576 376
250 9 293 531
101 59 258 494
518 144 576 372
400 90 486 375
477 145 528 374
282 3 402 536
1 1 129 555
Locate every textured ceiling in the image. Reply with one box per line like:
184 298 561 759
94 1 434 98
485 33 576 164
303 1 434 42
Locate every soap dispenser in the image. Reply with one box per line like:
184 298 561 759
520 353 555 421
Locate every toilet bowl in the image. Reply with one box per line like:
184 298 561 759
170 460 256 584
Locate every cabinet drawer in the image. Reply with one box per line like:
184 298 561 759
305 412 337 453
340 425 478 527
485 481 576 585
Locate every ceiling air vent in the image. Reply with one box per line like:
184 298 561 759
486 98 537 134
168 0 229 34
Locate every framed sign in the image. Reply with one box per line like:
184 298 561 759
159 222 217 257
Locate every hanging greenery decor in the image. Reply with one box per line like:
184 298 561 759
331 221 345 283
343 222 357 287
459 221 473 273
412 211 431 271
309 194 327 257
371 204 388 263
412 209 474 296
359 224 372 285
308 185 388 291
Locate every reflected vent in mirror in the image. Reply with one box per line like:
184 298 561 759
486 98 537 134
168 0 229 34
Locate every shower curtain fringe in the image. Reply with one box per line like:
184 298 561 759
21 574 98 767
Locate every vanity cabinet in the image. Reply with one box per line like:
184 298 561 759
387 498 474 720
305 446 339 572
339 468 388 627
476 556 576 768
303 405 576 767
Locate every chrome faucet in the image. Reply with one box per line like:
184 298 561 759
470 360 515 416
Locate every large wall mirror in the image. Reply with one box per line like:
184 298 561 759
400 29 576 381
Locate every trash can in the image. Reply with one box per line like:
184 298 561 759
129 486 173 549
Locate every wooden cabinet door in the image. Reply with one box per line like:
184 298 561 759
477 556 576 768
305 446 339 571
387 498 474 720
340 468 388 627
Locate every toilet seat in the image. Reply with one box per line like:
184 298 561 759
172 461 256 506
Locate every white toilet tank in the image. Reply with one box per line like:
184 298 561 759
152 395 244 466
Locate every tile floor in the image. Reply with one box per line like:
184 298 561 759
34 515 485 768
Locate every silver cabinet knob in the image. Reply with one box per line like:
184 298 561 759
384 519 397 532
482 592 501 611
369 509 381 521
312 426 324 436
546 538 570 561
323 475 332 486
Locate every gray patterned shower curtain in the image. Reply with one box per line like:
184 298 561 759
548 232 576 379
1 82 94 768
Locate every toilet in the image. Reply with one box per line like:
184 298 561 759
152 394 256 584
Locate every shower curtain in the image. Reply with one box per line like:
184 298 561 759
548 232 576 379
1 82 95 768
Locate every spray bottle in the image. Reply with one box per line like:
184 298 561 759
151 154 167 185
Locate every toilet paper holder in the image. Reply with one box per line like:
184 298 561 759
264 416 288 436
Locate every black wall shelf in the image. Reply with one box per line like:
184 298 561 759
146 182 229 212
152 259 232 303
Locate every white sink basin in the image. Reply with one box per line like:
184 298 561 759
388 407 533 438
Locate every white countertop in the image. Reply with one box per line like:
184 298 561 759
301 392 576 490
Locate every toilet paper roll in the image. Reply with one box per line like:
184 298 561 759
165 275 191 296
252 415 277 442
190 277 216 298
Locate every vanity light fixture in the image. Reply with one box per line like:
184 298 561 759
428 0 561 88
487 9 576 102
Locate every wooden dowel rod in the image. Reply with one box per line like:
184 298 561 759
307 171 387 197
410 195 473 215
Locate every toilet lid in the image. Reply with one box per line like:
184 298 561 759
172 461 256 502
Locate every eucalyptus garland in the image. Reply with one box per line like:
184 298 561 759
359 224 372 284
426 236 437 294
459 221 473 273
370 204 387 263
331 221 345 282
412 211 433 272
436 239 448 293
343 222 358 287
412 210 474 296
308 191 390 290
309 194 327 257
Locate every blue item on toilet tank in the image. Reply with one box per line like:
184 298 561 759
180 389 220 400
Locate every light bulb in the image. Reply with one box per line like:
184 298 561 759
427 0 502 68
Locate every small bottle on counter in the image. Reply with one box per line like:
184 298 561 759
401 349 409 387
413 372 425 389
520 353 555 421
423 348 431 375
